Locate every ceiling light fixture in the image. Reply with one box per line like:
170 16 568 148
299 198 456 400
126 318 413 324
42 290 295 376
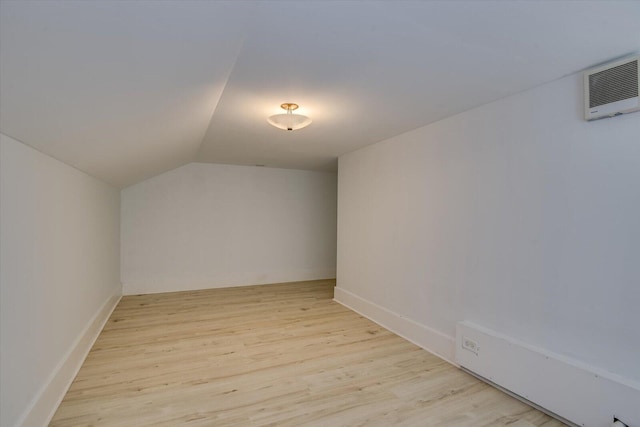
267 103 312 131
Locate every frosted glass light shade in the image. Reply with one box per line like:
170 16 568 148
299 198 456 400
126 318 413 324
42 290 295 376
267 113 312 131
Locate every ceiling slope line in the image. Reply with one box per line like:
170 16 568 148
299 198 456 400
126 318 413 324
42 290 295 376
193 29 252 160
0 131 119 190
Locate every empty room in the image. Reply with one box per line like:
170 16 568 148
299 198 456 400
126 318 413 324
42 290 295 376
1 1 639 426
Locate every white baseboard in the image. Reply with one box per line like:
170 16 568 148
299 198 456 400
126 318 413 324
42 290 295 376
16 293 121 427
123 272 337 295
456 321 640 427
333 287 456 364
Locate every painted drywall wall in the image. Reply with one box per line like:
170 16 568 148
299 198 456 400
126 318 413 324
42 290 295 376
337 73 640 385
0 133 121 427
121 163 337 294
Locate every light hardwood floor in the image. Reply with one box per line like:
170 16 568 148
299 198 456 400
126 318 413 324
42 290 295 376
51 280 564 426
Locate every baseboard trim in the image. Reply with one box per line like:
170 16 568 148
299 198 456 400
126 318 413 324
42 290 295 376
123 272 337 295
333 287 456 364
455 321 640 427
16 293 121 427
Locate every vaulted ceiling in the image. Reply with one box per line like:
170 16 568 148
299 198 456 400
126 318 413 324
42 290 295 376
1 1 639 188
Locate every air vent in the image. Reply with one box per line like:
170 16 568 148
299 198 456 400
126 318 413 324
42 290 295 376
584 56 640 121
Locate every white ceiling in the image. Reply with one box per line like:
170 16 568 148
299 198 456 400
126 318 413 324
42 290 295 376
1 1 639 188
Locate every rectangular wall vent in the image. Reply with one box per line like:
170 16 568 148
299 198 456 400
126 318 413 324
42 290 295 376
584 55 640 120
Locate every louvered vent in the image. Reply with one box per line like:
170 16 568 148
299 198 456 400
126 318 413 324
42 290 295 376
584 56 640 121
588 60 638 108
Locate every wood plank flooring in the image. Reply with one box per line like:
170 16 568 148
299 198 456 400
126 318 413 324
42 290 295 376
51 280 565 426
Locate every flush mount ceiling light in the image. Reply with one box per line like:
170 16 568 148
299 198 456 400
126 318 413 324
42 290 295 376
267 103 312 131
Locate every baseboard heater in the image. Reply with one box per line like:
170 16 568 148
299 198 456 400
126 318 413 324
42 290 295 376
455 322 639 427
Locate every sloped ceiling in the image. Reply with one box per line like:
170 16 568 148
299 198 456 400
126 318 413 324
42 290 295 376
1 1 639 188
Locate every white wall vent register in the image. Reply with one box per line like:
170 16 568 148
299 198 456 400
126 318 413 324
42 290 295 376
584 55 639 121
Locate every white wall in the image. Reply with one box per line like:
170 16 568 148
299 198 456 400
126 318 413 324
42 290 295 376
337 73 640 384
0 133 121 427
121 163 337 294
